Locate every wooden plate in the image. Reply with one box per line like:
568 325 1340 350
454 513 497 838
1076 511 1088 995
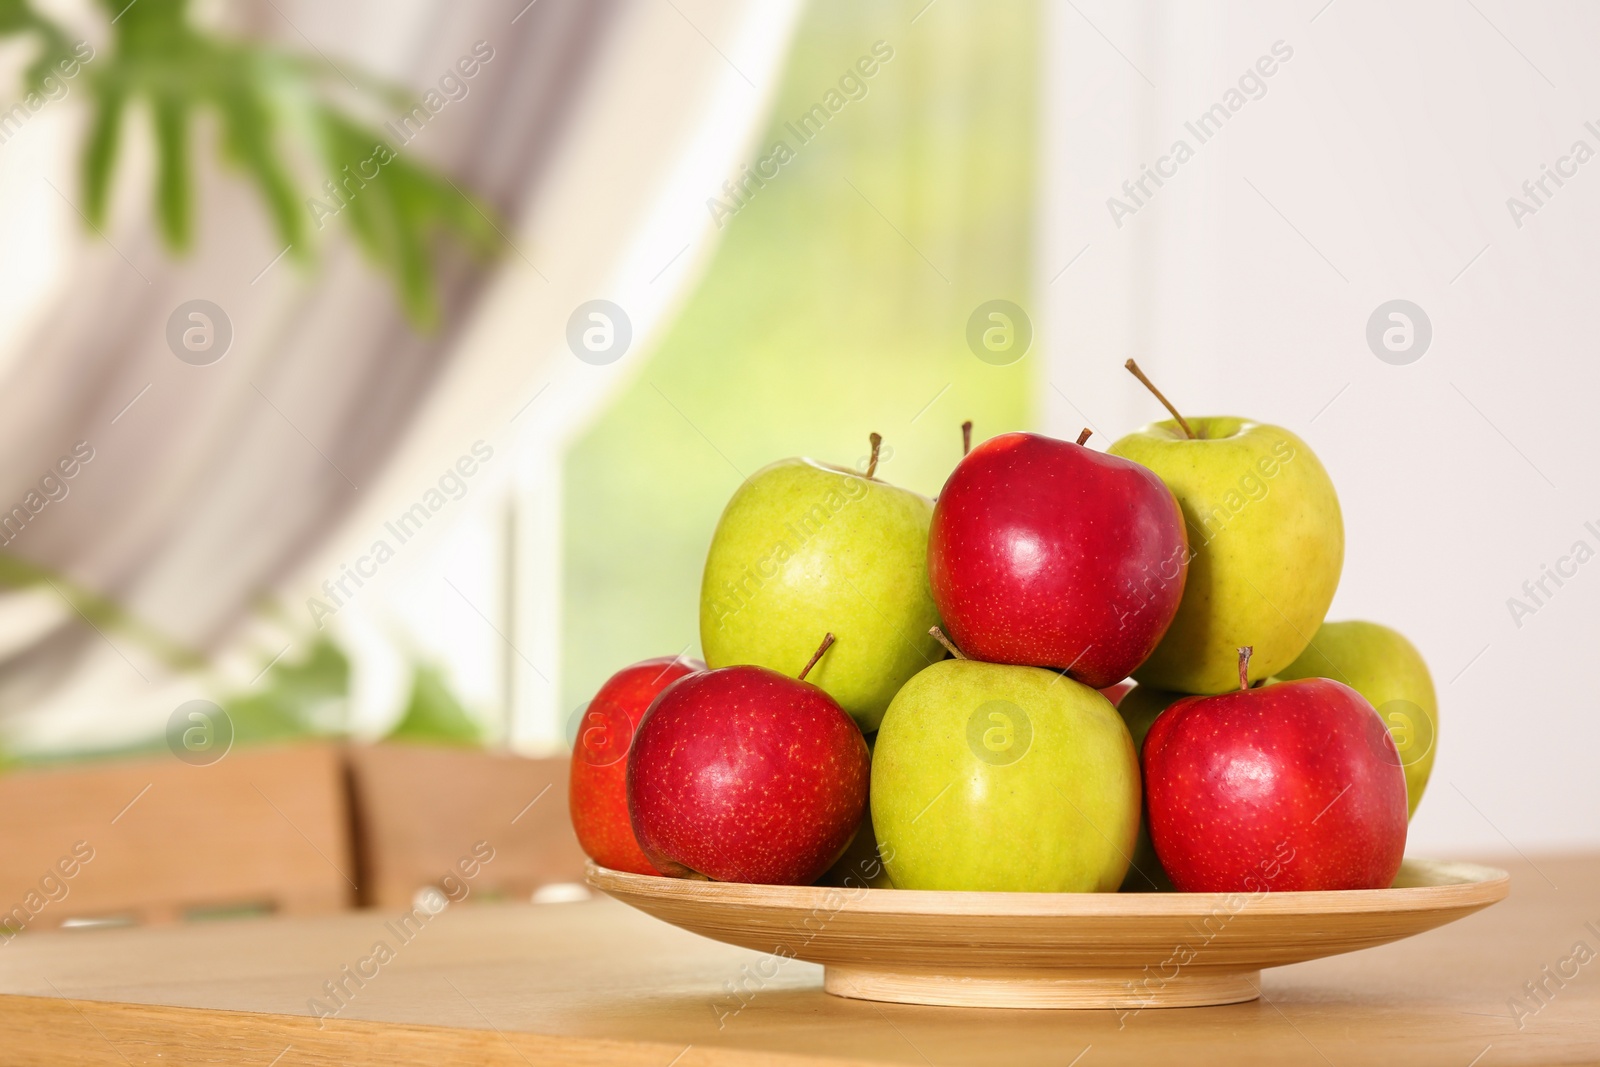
587 859 1508 1009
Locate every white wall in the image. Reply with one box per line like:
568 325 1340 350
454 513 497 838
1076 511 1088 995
1043 0 1599 854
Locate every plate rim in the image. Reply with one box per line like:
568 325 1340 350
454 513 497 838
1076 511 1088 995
587 857 1510 918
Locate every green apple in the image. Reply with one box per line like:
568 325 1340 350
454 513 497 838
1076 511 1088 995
1277 620 1437 818
871 658 1140 892
1114 684 1182 892
1109 418 1343 693
699 441 942 731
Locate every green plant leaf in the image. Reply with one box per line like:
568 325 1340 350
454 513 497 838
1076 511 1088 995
6 0 508 328
81 84 126 227
152 94 191 248
0 552 204 671
314 111 502 326
386 664 483 747
216 81 307 255
0 0 36 33
220 636 350 744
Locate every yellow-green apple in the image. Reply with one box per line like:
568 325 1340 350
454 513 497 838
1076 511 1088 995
699 435 941 732
1109 389 1343 692
569 655 703 875
1114 684 1183 891
627 637 869 885
927 430 1188 689
871 652 1140 892
1277 621 1437 818
1143 649 1407 892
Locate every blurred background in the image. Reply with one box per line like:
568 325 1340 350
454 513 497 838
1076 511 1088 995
0 0 1593 925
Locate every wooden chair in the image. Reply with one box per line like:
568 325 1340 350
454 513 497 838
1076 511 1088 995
343 743 587 910
0 743 352 932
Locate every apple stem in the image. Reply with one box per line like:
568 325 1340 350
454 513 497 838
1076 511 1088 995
866 433 883 479
961 420 973 456
1124 359 1196 440
929 626 967 660
1238 646 1253 691
798 633 836 681
1075 427 1093 446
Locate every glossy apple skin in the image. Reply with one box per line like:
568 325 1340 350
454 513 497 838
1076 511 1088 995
1109 419 1344 693
569 657 704 875
872 659 1140 893
1277 620 1437 819
627 666 869 885
1143 678 1408 892
700 458 942 733
928 432 1188 689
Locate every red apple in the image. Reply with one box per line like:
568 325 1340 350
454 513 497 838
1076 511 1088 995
927 430 1188 689
569 656 703 875
627 636 869 885
1142 648 1408 892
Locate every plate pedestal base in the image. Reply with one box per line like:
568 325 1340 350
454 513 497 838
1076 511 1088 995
823 966 1263 1010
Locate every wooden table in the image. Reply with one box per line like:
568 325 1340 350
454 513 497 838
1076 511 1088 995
1 853 1595 1066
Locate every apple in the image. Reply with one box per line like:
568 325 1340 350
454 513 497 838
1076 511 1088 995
569 656 703 875
1143 648 1408 893
1277 620 1438 819
1114 683 1185 891
699 435 942 732
627 636 869 885
927 429 1188 689
871 645 1141 892
1108 361 1344 692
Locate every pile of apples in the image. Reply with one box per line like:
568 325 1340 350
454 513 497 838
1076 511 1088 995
570 363 1439 895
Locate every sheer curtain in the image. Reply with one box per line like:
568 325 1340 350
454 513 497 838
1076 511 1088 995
0 0 802 753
